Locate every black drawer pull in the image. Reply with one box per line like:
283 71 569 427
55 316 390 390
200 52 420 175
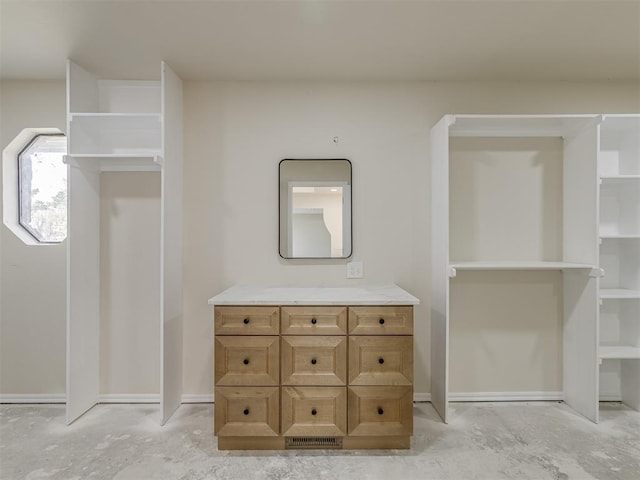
243 318 250 324
311 318 317 325
379 318 385 325
243 408 250 415
243 358 249 365
311 358 317 365
378 408 384 415
311 409 317 416
378 358 384 364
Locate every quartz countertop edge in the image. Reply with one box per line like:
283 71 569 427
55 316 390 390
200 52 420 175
208 285 419 306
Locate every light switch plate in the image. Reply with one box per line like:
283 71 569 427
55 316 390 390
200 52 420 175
346 261 363 279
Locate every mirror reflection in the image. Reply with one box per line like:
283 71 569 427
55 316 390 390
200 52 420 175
279 159 352 259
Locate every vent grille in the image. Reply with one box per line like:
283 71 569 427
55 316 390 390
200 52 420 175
285 436 343 449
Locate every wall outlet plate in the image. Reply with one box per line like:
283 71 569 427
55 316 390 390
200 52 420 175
346 261 363 279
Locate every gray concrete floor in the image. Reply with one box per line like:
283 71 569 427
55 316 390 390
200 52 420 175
1 402 639 480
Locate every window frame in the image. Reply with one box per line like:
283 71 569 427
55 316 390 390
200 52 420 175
16 132 68 244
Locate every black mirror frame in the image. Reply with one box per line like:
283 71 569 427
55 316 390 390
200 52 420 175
278 158 353 260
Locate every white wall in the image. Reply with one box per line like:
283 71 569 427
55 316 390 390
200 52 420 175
99 172 160 396
293 192 344 256
0 82 161 398
2 79 639 399
0 81 67 396
183 80 640 397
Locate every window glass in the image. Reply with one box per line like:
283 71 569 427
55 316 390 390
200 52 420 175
18 134 67 243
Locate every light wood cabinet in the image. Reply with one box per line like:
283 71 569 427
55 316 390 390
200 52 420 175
281 386 347 437
348 386 413 436
214 386 280 437
215 306 279 335
211 288 418 450
214 336 279 386
349 336 413 386
281 335 347 386
348 306 414 335
281 306 347 335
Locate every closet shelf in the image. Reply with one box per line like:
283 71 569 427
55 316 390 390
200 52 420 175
599 346 640 360
69 112 161 118
600 175 640 180
599 234 640 239
65 154 163 172
448 261 595 271
600 289 640 299
447 114 596 138
68 113 161 129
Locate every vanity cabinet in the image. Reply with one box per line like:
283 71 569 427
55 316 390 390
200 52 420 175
209 285 419 450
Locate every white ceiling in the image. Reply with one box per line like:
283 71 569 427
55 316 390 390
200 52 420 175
1 0 639 81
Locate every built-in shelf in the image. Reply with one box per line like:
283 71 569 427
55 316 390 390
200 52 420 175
68 112 162 156
447 114 596 138
432 113 640 424
600 288 640 299
600 235 640 239
599 346 640 360
69 112 161 118
65 154 162 172
597 116 640 414
449 261 596 271
65 60 183 426
601 175 640 180
68 113 161 129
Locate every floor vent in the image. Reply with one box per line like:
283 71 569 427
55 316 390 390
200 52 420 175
285 436 343 449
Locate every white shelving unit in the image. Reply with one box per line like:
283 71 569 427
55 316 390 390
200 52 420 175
449 261 596 273
597 115 640 416
431 114 603 423
65 60 184 425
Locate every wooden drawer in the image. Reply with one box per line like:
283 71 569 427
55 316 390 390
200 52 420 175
348 306 413 335
348 386 413 436
215 336 279 386
281 387 347 437
215 306 279 335
281 306 347 335
349 336 413 386
281 336 347 386
215 386 279 437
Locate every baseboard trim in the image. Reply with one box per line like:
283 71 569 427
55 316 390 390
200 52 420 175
184 394 433 404
598 394 623 402
449 391 564 402
413 393 431 402
0 394 66 404
7 392 595 405
182 394 214 403
98 394 160 403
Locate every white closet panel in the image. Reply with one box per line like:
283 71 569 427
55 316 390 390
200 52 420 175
66 160 101 424
430 115 452 423
160 62 184 425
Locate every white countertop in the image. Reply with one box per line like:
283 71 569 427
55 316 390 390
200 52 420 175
208 284 419 306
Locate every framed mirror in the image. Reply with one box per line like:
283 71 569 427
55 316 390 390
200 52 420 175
279 159 352 259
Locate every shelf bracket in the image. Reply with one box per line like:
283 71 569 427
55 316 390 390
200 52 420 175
447 267 457 278
589 268 605 278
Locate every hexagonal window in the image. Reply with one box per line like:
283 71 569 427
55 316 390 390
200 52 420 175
18 134 67 243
